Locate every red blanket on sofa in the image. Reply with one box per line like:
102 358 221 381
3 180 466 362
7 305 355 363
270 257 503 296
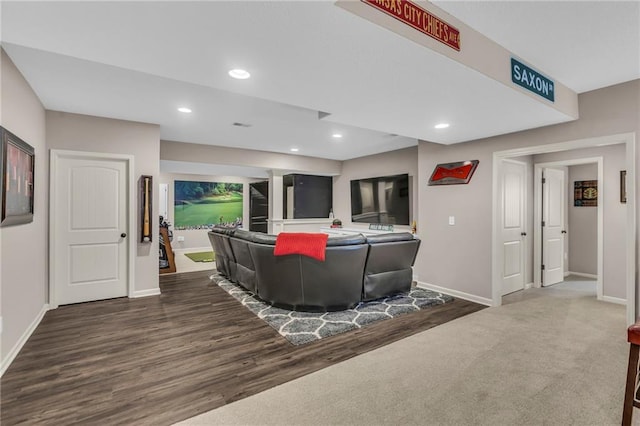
273 232 329 261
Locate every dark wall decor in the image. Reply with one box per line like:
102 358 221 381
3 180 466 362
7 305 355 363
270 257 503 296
0 126 35 227
428 160 479 185
249 180 269 233
140 175 153 242
620 170 627 203
574 180 598 207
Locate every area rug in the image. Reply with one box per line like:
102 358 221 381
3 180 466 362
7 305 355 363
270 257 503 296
211 274 454 345
185 251 215 262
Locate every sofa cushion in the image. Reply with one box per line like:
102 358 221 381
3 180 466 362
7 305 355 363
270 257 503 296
250 232 277 245
326 234 367 246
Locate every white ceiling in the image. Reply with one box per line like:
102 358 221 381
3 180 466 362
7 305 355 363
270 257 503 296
1 1 639 165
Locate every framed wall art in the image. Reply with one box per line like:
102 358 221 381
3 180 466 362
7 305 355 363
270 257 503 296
574 180 598 207
428 160 479 185
1 126 35 227
140 175 153 242
174 180 243 229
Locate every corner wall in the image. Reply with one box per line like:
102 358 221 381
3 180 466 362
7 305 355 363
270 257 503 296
0 49 47 370
567 163 598 275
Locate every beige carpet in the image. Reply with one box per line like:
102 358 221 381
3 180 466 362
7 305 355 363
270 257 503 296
177 279 628 425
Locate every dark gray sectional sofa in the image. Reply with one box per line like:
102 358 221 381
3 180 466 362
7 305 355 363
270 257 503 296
208 227 421 311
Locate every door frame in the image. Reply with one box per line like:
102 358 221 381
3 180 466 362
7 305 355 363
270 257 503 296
533 158 603 298
49 149 136 309
499 158 528 296
491 132 636 326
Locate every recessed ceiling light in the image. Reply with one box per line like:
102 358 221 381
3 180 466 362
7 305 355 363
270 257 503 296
178 107 192 113
434 123 450 129
228 69 251 79
332 133 343 139
290 148 299 152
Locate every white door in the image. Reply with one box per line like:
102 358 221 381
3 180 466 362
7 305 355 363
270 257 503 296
542 167 566 286
501 160 526 295
51 151 130 305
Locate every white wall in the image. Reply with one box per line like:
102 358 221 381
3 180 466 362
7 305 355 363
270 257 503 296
46 111 161 294
159 172 263 249
333 146 418 233
534 144 626 298
416 79 638 301
0 49 47 370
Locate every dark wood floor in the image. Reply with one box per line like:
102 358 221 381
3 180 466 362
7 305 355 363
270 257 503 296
1 271 485 425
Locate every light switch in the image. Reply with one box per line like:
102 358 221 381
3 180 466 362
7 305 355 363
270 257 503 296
448 216 455 225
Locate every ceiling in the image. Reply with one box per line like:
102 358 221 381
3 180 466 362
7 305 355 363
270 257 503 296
1 1 639 167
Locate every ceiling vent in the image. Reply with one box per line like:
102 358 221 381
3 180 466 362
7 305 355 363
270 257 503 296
232 122 252 128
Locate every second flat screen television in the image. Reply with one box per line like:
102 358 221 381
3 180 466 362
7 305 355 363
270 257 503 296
350 173 409 225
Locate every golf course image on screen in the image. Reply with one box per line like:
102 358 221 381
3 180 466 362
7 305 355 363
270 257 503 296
174 180 243 229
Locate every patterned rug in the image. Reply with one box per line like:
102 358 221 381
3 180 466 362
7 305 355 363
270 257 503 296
211 274 454 345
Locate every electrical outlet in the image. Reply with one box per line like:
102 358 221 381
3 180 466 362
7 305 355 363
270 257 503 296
177 236 185 242
448 216 455 225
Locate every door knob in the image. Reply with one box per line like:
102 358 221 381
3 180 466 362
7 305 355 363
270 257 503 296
121 233 127 238
521 232 527 236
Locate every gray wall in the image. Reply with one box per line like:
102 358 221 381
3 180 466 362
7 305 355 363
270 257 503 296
0 49 47 367
415 79 638 302
46 111 161 294
568 163 598 275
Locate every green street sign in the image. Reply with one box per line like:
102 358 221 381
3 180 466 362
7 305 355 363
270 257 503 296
511 58 555 102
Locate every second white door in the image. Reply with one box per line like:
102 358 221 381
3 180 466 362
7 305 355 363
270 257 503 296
542 167 566 286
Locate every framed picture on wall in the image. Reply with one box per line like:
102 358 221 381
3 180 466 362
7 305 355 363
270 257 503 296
173 180 243 230
574 180 598 207
0 126 35 227
428 160 479 185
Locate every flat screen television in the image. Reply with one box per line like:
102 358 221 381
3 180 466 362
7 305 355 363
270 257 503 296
350 173 410 225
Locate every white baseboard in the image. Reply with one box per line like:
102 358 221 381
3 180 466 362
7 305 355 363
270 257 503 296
602 295 626 305
567 271 598 279
524 282 533 290
1 304 49 377
416 281 493 306
131 288 161 298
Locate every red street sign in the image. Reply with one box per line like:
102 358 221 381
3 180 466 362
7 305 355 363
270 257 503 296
362 0 461 51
